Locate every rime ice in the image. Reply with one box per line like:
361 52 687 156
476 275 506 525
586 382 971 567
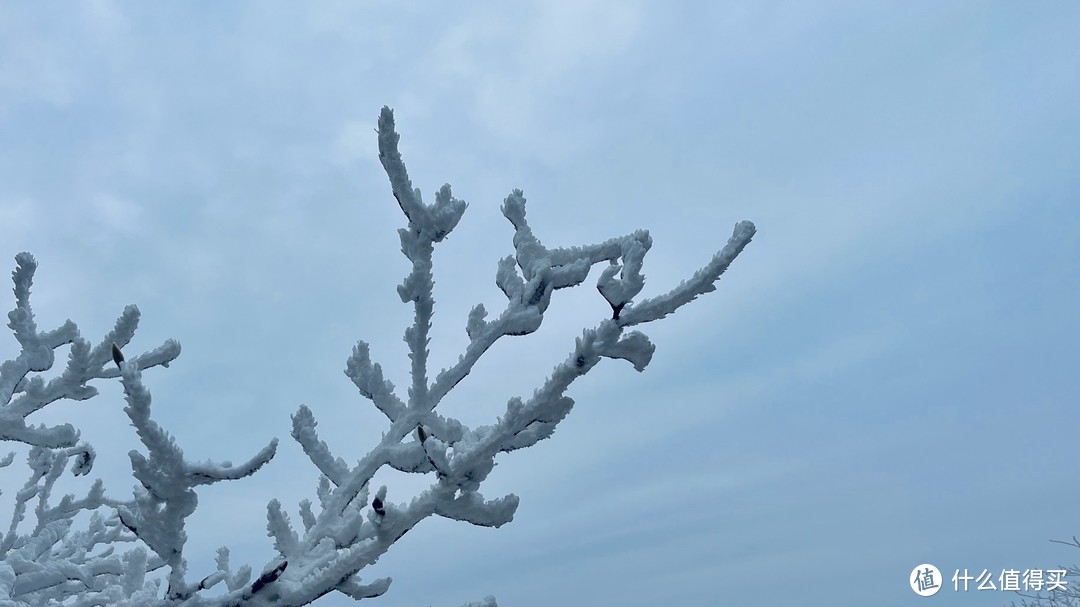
0 107 754 606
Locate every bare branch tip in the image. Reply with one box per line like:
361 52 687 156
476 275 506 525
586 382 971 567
111 342 124 369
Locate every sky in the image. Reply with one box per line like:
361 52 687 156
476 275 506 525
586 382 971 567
1 2 1078 606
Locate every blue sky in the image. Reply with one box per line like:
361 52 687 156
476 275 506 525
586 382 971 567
1 2 1078 606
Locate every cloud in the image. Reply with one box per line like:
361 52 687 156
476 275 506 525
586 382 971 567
0 197 39 246
89 192 144 237
0 10 75 115
3 4 1079 606
406 1 643 152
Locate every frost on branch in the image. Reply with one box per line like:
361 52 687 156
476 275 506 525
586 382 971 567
114 356 278 601
1 253 178 450
269 106 755 606
0 255 275 606
1 106 753 607
0 253 179 605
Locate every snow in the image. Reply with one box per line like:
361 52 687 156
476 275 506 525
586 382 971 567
0 107 752 606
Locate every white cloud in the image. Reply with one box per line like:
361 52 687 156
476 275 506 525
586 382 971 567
410 1 643 149
0 26 74 114
90 192 143 236
79 0 129 39
0 197 39 245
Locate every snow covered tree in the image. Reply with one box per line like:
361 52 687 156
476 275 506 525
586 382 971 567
0 106 756 606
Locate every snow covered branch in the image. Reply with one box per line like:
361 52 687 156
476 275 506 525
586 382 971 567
114 356 278 601
0 253 178 604
1 253 179 450
0 256 276 606
0 106 754 607
270 106 756 605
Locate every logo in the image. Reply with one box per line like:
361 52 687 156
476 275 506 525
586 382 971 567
911 563 943 597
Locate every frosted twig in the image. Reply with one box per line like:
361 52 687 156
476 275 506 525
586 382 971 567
272 106 755 606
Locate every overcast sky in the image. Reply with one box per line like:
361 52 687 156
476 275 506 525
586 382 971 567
2 3 1078 606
